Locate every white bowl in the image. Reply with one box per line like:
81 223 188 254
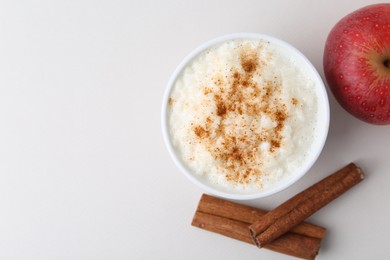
161 33 329 200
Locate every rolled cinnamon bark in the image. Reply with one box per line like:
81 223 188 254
197 193 326 239
249 163 364 248
192 211 322 260
192 194 325 259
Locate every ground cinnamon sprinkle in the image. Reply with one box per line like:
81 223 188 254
190 44 290 185
194 125 209 139
291 97 299 106
168 39 320 191
168 97 175 106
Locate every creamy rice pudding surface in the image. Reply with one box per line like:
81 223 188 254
168 39 319 192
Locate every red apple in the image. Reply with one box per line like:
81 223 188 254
323 3 390 125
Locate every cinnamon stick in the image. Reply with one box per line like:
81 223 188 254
192 194 325 259
249 163 355 240
192 211 322 260
197 193 326 239
249 163 364 248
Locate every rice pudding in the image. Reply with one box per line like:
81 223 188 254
167 38 320 192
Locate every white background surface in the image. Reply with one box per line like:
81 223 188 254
0 1 388 259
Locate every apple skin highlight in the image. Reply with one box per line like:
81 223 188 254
323 3 390 125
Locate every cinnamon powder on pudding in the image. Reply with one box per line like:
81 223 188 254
190 46 288 185
168 39 318 191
